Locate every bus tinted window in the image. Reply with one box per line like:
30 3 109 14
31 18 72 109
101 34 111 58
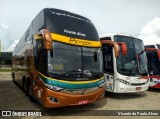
100 37 111 41
157 44 160 49
147 52 160 75
45 8 99 41
145 45 155 48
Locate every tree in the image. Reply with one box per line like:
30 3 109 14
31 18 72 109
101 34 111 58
0 52 12 65
1 60 6 65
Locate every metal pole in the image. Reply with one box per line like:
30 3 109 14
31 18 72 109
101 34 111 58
0 40 1 57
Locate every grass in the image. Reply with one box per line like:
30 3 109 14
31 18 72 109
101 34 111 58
0 68 12 72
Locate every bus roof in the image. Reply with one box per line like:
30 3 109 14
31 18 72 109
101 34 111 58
43 8 99 41
100 33 134 38
145 44 160 49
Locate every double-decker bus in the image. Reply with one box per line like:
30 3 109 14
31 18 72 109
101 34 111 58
100 34 149 93
12 8 106 108
145 44 160 88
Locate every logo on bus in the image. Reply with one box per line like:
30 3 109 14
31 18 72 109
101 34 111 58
70 38 92 46
153 80 160 84
81 89 87 94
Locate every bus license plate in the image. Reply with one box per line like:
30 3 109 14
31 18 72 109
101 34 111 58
136 87 142 90
78 100 88 105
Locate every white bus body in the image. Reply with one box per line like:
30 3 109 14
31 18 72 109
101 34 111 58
100 34 149 93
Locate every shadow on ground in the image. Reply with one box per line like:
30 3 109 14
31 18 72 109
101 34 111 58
104 91 147 100
147 87 160 93
0 72 108 116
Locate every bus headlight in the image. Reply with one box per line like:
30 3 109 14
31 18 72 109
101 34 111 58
44 83 64 91
116 78 131 86
39 77 64 91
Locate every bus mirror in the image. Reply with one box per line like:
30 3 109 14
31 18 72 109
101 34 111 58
37 29 53 50
101 40 120 57
117 42 127 55
44 29 53 50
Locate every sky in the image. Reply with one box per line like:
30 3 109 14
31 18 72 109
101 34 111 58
0 0 160 51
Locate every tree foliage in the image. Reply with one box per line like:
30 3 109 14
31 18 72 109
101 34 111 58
0 52 12 65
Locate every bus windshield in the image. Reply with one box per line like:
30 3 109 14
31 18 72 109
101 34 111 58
114 35 148 76
48 41 103 80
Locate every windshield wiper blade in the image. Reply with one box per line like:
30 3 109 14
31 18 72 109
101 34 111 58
136 51 148 75
61 71 83 77
90 71 103 78
61 70 103 78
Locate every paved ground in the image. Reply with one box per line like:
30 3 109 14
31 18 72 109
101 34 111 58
0 72 159 119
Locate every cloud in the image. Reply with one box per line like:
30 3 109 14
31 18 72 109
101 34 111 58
0 23 15 52
0 23 11 51
0 23 9 37
0 24 9 29
4 39 19 52
138 17 160 45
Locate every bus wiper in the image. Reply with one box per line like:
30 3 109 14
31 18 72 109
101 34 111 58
61 70 103 78
136 51 148 75
90 71 103 78
61 71 83 77
131 63 139 74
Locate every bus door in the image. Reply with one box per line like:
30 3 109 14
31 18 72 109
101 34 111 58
32 36 46 100
33 30 53 100
102 44 114 92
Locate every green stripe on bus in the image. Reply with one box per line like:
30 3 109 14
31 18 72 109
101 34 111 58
39 74 105 89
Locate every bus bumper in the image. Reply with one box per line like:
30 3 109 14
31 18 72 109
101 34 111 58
40 87 105 108
114 81 149 93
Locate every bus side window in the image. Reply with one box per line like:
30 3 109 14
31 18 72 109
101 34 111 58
149 52 160 75
37 50 45 73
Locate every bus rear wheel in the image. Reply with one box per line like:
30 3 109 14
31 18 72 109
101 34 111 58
22 77 27 94
26 79 35 102
12 72 15 83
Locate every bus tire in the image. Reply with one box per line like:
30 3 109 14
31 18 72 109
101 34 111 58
12 72 16 83
26 79 30 96
22 76 26 91
22 77 28 95
105 91 112 97
26 79 35 102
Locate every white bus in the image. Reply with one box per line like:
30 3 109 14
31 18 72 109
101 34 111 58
145 44 160 89
100 34 149 93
